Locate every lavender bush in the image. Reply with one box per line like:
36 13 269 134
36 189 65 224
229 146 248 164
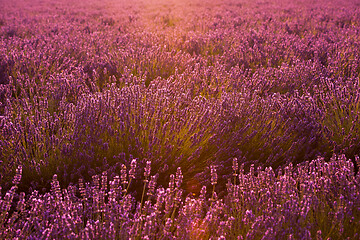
1 0 360 238
1 155 359 239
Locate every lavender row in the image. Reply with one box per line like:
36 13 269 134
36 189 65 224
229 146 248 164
1 154 359 239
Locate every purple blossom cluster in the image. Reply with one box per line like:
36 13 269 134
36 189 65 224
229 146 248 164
1 0 360 238
227 155 360 239
1 155 359 239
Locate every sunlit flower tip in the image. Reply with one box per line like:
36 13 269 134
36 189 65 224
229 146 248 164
315 230 323 240
163 218 173 234
232 158 238 172
78 178 86 198
101 171 107 186
147 175 157 196
200 185 207 196
249 164 254 175
210 165 217 185
12 165 23 185
129 159 137 179
175 167 183 188
144 160 151 178
121 164 128 185
211 191 218 201
175 189 183 204
169 174 175 190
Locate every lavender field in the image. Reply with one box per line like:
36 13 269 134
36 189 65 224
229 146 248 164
1 0 360 238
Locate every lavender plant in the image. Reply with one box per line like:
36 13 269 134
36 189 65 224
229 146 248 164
1 154 359 239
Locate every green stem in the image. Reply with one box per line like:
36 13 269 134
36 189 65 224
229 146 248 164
126 179 132 195
210 184 216 208
140 179 148 213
